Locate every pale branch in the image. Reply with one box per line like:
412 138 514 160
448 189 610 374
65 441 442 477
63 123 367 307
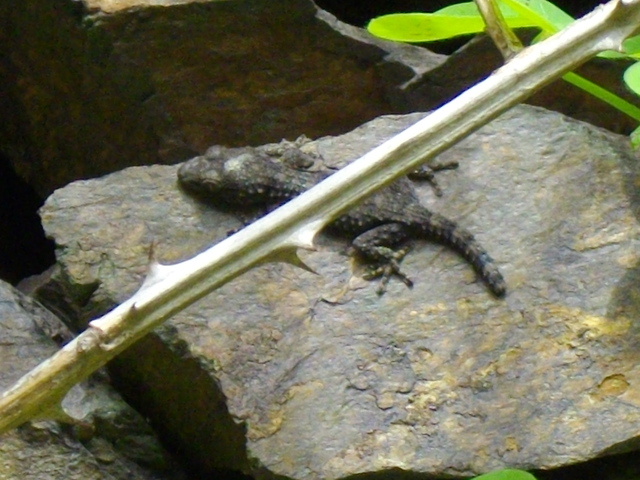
1 0 640 434
475 0 523 60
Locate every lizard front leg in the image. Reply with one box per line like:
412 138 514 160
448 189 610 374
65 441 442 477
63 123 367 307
408 160 459 197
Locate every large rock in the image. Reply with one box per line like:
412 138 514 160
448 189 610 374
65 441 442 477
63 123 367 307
0 280 186 479
37 105 640 478
0 0 442 197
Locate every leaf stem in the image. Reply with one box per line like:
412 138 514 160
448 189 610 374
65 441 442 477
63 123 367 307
562 71 640 122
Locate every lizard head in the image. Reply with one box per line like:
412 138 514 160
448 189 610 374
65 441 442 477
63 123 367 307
177 146 303 207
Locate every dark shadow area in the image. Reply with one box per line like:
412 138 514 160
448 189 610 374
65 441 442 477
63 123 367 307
342 467 447 480
535 450 640 480
0 154 55 284
338 451 640 480
108 328 252 480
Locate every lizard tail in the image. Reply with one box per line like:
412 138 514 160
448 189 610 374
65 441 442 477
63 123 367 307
418 213 507 297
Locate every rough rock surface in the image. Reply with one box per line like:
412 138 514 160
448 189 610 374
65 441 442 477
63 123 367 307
0 0 443 197
0 280 186 479
37 105 640 478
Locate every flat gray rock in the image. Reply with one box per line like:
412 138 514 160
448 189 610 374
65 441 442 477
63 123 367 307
39 105 640 478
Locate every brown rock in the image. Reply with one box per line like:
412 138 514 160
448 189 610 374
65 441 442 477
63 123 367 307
0 0 442 196
38 105 640 478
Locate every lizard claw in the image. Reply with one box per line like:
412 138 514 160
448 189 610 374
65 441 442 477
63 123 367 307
360 245 414 294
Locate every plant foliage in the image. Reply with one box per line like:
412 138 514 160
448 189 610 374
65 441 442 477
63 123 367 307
472 469 537 480
367 0 640 143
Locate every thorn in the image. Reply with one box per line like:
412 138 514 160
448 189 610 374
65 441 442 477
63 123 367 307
267 248 318 274
148 240 158 263
142 240 167 288
289 252 317 274
146 241 161 276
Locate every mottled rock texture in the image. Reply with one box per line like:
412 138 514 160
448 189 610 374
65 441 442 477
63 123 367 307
36 105 640 478
0 280 186 480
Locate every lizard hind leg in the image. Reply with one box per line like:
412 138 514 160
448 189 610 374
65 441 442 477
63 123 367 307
351 223 414 295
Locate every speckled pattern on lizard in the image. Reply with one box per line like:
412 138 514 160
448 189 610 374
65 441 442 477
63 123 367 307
177 139 506 297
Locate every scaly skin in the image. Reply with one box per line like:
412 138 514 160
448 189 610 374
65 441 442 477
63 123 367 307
178 141 506 297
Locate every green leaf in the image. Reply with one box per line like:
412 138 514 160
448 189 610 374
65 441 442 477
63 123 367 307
629 125 640 148
597 50 631 59
366 0 574 44
434 2 517 18
367 11 535 43
498 0 571 34
517 0 574 30
473 469 537 480
435 0 573 32
623 35 640 57
367 13 486 42
623 62 640 98
434 2 484 16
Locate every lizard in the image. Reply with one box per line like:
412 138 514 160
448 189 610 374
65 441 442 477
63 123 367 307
177 139 506 297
